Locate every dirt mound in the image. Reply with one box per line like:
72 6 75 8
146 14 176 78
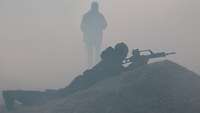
5 60 200 113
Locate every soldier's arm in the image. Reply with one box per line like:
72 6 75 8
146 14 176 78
148 50 154 54
80 15 86 32
104 17 108 29
101 14 107 30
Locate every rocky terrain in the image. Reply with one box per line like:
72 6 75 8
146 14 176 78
0 92 5 112
2 60 200 113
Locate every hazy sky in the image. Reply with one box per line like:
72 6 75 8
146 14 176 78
0 0 199 90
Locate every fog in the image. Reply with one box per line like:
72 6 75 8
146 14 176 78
0 0 199 90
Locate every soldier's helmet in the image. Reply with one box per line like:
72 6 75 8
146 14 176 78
114 42 129 61
132 49 140 57
101 47 115 61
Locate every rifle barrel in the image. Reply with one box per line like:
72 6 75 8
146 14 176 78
139 50 151 52
166 52 176 55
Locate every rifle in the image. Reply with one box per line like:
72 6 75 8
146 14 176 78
123 49 176 64
148 52 176 59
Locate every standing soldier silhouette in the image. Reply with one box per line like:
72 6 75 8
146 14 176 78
81 2 107 68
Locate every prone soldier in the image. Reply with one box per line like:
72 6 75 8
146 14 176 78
59 42 129 96
3 42 129 111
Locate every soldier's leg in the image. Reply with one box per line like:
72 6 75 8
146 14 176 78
94 40 102 64
85 44 93 68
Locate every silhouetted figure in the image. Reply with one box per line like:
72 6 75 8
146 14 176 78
81 2 107 68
